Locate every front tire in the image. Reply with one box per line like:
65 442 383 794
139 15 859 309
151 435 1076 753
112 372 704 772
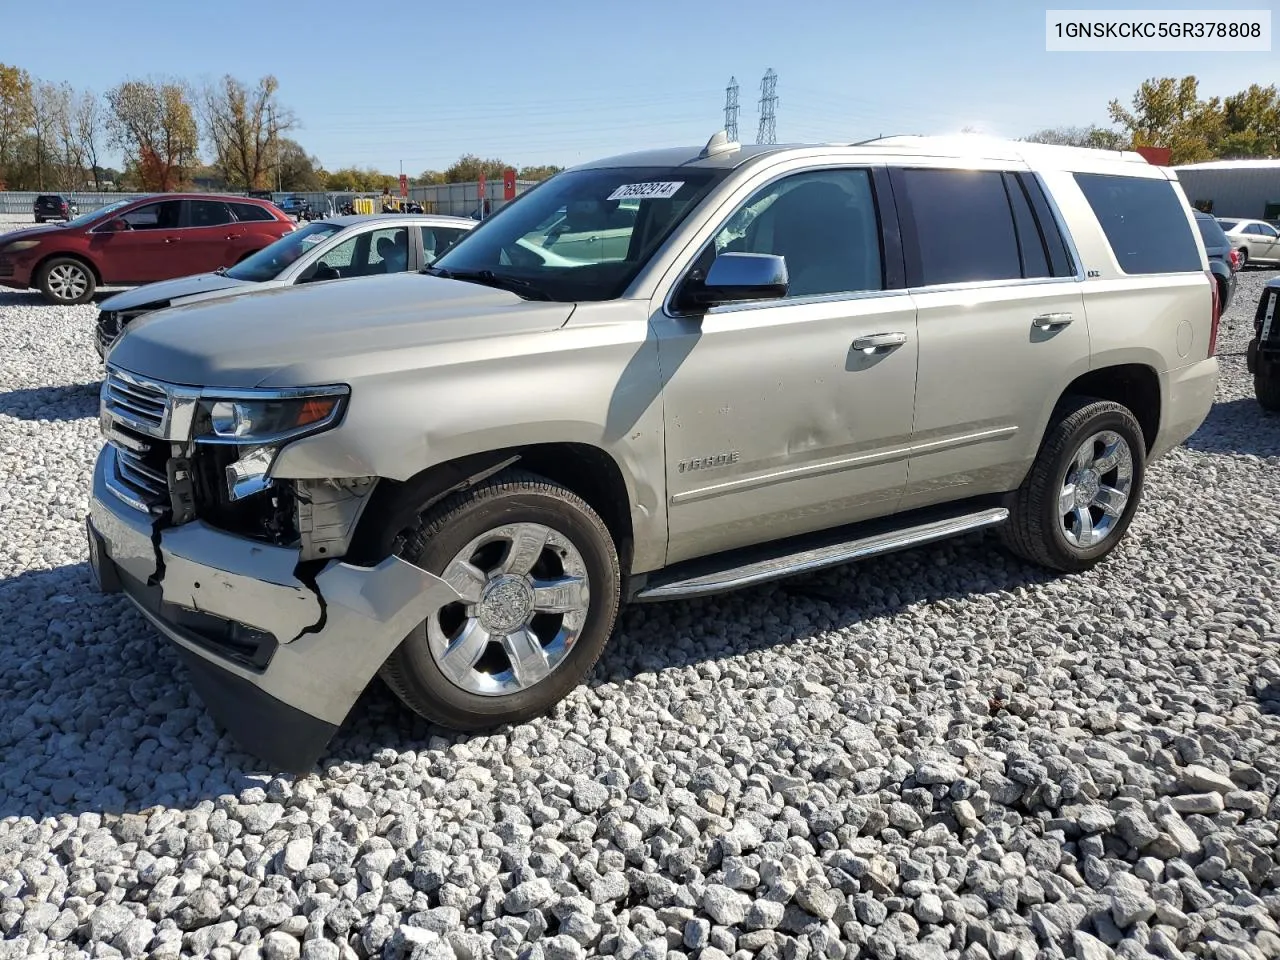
37 257 96 305
379 470 621 730
1257 363 1280 412
1000 398 1146 573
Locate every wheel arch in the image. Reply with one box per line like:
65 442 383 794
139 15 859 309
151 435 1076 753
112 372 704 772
32 250 103 286
1058 363 1161 453
344 443 637 578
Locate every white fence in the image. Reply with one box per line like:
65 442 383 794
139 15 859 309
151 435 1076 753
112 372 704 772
0 180 539 220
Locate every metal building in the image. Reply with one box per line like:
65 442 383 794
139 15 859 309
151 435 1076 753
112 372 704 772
1172 159 1280 222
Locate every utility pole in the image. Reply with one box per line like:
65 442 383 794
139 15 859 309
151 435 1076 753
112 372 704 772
724 76 740 143
756 69 778 145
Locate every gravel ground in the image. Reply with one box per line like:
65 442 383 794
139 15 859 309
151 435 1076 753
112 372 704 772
0 271 1278 960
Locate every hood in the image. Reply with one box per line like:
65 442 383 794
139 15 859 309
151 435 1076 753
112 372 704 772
0 224 68 247
106 272 576 388
99 273 254 313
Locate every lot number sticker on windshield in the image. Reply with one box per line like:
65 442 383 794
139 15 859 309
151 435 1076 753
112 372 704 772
606 181 685 201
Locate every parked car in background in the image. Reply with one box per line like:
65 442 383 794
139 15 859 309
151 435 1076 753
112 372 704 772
1249 277 1280 411
86 132 1219 768
33 194 78 222
1194 210 1237 312
1217 217 1280 267
0 194 295 305
279 195 315 221
94 213 475 357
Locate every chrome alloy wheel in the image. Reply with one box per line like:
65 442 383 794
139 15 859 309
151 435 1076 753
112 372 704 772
47 262 89 301
1059 430 1134 548
428 522 591 696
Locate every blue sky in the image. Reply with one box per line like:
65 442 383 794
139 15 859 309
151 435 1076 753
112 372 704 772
2 0 1276 174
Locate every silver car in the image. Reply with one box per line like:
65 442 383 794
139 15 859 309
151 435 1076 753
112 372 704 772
94 213 475 357
1216 217 1280 267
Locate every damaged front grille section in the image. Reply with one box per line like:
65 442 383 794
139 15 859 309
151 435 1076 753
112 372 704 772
99 364 374 557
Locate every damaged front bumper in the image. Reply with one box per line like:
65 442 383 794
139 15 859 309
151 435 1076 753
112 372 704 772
87 447 460 771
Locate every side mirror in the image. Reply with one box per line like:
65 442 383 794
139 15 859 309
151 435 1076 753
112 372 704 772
681 252 788 310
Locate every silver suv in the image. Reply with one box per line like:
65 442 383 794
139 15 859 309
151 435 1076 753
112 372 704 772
86 133 1221 769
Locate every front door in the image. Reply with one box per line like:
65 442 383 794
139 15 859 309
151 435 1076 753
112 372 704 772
94 199 186 283
654 167 918 564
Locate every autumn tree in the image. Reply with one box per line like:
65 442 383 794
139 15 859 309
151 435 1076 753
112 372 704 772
201 74 294 190
1022 125 1127 150
444 153 510 183
75 90 104 190
1218 83 1280 158
415 169 446 185
277 137 323 191
1107 76 1224 164
106 78 199 191
518 164 563 181
27 80 64 189
0 63 33 186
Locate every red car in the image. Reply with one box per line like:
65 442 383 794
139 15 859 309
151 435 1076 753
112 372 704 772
0 194 296 305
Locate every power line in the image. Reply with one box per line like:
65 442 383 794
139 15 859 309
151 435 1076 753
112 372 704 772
756 68 777 145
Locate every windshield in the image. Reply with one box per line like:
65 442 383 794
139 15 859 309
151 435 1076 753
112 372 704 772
225 221 343 282
430 166 726 301
65 198 134 229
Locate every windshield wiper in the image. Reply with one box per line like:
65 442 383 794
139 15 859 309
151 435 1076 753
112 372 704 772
425 267 551 301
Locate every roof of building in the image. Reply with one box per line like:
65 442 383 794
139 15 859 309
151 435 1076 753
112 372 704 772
1172 158 1280 171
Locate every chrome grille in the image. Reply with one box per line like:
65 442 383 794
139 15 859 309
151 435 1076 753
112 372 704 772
103 368 168 434
114 444 168 503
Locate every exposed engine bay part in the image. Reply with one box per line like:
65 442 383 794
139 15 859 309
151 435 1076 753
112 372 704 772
294 477 379 562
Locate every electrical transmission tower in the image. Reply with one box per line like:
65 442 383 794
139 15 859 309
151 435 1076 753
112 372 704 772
724 76 740 142
756 68 777 144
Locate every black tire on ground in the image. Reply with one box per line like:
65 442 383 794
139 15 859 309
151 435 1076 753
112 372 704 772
379 469 621 731
36 256 96 305
1257 364 1280 412
1237 248 1249 269
34 216 44 224
1000 397 1147 574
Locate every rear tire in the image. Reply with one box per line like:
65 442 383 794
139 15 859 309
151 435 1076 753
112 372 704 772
1257 363 1280 412
379 469 621 731
37 257 96 305
1000 397 1146 573
1237 248 1249 269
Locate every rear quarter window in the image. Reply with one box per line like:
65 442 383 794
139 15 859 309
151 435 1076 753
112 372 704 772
1073 173 1202 274
232 202 277 223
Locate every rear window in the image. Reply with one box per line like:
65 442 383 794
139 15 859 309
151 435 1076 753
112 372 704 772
1195 216 1228 248
231 202 276 222
1217 219 1239 231
1074 173 1202 274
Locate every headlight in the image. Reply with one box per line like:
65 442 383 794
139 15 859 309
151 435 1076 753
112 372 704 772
193 386 349 502
196 387 348 445
2 240 40 252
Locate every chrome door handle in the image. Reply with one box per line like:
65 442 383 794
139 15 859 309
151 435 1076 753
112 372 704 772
163 236 181 243
1032 312 1073 330
851 332 908 354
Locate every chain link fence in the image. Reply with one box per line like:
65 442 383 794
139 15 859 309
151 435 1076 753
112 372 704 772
0 181 537 221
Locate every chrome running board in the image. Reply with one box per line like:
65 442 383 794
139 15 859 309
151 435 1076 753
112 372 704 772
633 506 1009 602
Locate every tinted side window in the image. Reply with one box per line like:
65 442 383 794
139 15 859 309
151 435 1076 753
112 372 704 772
708 168 883 298
231 202 274 222
895 168 1021 285
1003 173 1050 279
1017 172 1075 277
1073 173 1202 274
122 200 181 230
188 200 233 228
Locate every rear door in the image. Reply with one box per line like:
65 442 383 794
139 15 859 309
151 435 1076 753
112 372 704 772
892 165 1089 510
179 199 242 273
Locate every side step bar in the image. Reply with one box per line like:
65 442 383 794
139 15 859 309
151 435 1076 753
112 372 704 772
633 506 1009 602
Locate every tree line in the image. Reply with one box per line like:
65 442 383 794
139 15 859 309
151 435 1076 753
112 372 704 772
1024 76 1280 164
0 63 564 194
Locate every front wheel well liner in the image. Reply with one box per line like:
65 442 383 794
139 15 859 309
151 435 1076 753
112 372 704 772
1056 363 1160 453
343 443 635 576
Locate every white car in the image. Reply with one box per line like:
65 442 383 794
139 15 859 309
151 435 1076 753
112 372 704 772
1216 217 1280 268
95 213 475 357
